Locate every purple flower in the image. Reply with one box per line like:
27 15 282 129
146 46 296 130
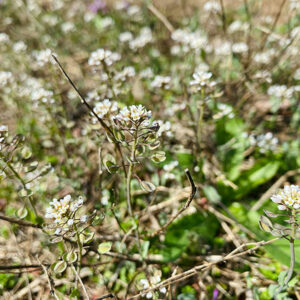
88 0 106 13
212 289 219 300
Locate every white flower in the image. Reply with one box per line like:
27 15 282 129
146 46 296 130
114 66 135 81
45 195 72 223
0 71 14 88
267 85 290 98
93 99 118 121
256 132 278 153
13 41 27 52
151 76 171 89
31 88 54 104
0 33 10 44
140 68 153 79
190 71 212 87
88 49 121 67
129 27 153 50
119 31 133 43
33 49 56 67
116 105 151 123
232 42 248 53
228 20 249 33
271 185 300 210
61 22 75 33
203 1 221 13
80 215 88 223
215 41 231 56
67 219 74 226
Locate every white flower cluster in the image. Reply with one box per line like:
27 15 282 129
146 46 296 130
33 49 55 67
267 85 293 99
171 29 209 52
129 27 153 50
93 99 118 122
163 160 178 180
248 132 279 154
88 49 121 67
254 49 275 64
203 1 221 13
45 194 86 226
119 31 133 43
114 66 135 81
31 88 55 105
140 275 166 299
13 41 27 53
228 20 249 33
0 71 14 88
116 105 152 123
214 41 231 56
271 185 300 210
190 71 214 89
151 76 171 89
0 33 10 44
232 42 248 53
213 103 235 119
154 120 172 137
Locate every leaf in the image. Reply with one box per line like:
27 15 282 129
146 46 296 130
203 185 221 204
259 215 273 233
139 180 156 193
83 232 95 244
98 242 112 254
103 154 119 174
18 188 33 198
141 241 150 259
53 261 67 274
24 161 38 172
161 212 219 262
15 206 28 219
66 251 77 264
264 209 283 218
151 151 166 163
21 147 32 159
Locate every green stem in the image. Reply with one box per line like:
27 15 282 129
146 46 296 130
74 223 83 296
5 161 38 216
197 87 205 150
274 210 296 299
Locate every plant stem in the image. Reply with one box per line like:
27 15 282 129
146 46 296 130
197 87 205 150
74 223 83 297
274 210 296 299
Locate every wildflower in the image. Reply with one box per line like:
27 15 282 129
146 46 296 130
228 20 249 33
115 105 151 124
31 88 54 104
151 76 171 89
214 41 231 56
129 27 153 50
190 71 212 87
13 41 27 52
140 274 167 298
232 42 248 53
0 33 10 44
114 66 135 81
0 71 13 88
33 49 56 67
92 99 118 122
45 195 72 223
256 132 278 153
203 1 221 13
271 185 300 210
119 31 133 43
267 85 290 98
88 0 106 13
80 215 88 223
88 49 121 67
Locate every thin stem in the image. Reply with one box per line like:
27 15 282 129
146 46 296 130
274 211 296 299
4 161 38 216
71 265 90 300
197 87 205 150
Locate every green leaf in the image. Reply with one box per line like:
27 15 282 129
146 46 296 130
53 261 67 274
15 206 28 219
139 180 156 193
151 151 166 163
141 241 150 259
203 185 221 204
98 242 112 254
161 212 219 262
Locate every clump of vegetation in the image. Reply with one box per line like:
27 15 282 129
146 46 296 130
0 0 300 299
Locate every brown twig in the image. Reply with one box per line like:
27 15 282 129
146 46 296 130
0 214 42 228
128 237 281 299
149 169 196 237
147 3 174 33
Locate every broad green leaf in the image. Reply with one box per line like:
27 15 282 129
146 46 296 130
98 242 112 254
